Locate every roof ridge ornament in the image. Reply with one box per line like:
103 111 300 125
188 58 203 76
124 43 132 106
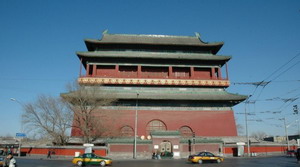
102 29 109 35
100 29 109 40
195 32 201 38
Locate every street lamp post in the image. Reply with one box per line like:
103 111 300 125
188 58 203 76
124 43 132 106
283 117 290 150
282 118 300 150
133 93 139 159
297 120 300 144
245 102 250 157
10 98 24 157
294 105 300 141
244 95 251 157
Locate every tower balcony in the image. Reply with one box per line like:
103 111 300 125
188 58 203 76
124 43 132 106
78 64 229 87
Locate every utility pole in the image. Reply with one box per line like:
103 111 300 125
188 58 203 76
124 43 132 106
293 105 299 140
244 95 251 157
297 119 300 144
133 93 139 159
283 117 290 150
10 98 24 157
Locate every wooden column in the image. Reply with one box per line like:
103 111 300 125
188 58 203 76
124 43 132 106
168 66 173 78
218 67 222 79
115 65 119 77
190 67 195 79
93 64 96 77
79 58 83 77
137 65 142 78
226 62 229 80
211 67 216 79
86 64 90 76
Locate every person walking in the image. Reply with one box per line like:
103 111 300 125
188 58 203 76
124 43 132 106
6 153 16 167
296 148 300 163
4 155 10 167
47 150 51 159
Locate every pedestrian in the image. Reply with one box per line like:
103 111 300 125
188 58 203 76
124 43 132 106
6 153 17 167
4 155 10 167
296 148 300 163
4 148 8 156
47 150 51 159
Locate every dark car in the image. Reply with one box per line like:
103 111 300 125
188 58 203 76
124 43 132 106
287 150 296 157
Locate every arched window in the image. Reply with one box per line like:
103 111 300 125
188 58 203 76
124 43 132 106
179 126 193 137
146 120 167 134
120 126 134 137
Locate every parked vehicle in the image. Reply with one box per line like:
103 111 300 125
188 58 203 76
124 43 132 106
188 151 224 164
0 157 3 167
72 153 112 166
287 150 296 157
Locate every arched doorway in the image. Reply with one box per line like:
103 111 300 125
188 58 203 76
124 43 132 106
159 140 173 158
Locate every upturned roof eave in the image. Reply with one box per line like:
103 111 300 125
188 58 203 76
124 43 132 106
61 91 247 103
85 38 224 46
76 51 231 61
84 38 224 54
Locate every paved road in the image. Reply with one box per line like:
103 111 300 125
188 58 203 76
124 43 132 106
15 156 300 167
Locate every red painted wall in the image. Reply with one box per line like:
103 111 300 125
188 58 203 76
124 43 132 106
173 67 190 79
223 145 297 155
20 147 106 156
19 145 295 157
71 109 237 137
224 145 297 154
181 143 220 153
96 65 116 77
119 66 138 78
194 68 211 79
109 144 151 152
87 65 227 80
141 67 168 78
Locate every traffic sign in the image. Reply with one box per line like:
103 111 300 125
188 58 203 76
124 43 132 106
16 133 26 138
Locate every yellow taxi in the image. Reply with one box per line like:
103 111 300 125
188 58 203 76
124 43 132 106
188 151 224 164
72 153 112 166
0 157 3 167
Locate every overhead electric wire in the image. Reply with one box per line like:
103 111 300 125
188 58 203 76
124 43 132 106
278 86 300 97
270 60 300 82
234 53 300 135
267 80 300 83
249 53 300 105
263 53 300 82
277 93 300 112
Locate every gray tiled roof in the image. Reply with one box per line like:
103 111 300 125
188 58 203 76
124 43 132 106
151 130 181 136
86 33 223 46
205 136 260 144
62 87 247 102
84 33 224 54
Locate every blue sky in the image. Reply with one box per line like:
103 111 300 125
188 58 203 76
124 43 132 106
0 0 299 137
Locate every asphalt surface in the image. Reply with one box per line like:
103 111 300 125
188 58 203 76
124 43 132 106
11 156 300 167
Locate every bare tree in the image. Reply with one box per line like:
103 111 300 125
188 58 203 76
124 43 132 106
251 131 268 140
22 95 72 145
235 116 244 136
236 124 244 136
62 83 117 143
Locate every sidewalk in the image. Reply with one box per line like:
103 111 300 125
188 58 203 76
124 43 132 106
15 154 73 160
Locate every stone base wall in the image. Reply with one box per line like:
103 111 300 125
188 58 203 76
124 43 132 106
20 146 107 157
